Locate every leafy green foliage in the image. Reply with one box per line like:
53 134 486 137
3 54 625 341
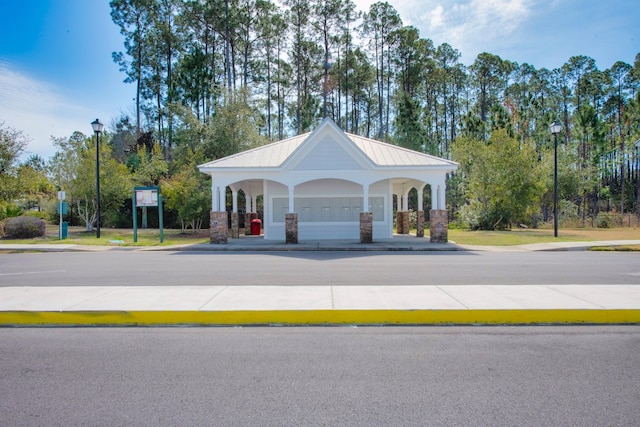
129 143 168 186
393 91 427 151
0 203 24 220
174 90 267 165
0 122 29 202
452 129 546 230
161 165 209 232
49 132 132 231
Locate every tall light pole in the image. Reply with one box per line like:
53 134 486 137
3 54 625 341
549 120 562 238
91 119 104 238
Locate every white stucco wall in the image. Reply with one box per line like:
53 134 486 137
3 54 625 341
264 179 391 240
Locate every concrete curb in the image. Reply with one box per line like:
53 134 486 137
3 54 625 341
2 309 640 327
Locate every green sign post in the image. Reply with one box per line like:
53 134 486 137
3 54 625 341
58 191 68 240
133 186 163 243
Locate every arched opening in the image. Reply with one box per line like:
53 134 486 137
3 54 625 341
266 178 384 240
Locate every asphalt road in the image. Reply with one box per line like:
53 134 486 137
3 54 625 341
1 326 639 426
1 250 639 287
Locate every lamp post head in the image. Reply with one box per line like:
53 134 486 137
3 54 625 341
91 118 104 133
549 120 562 135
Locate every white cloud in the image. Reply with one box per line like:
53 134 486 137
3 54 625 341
0 61 103 160
418 0 532 61
353 0 534 64
429 5 445 29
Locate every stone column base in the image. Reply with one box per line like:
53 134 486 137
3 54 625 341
430 209 448 243
210 211 228 244
244 213 251 235
396 211 410 234
360 212 373 243
285 213 298 244
416 210 425 237
230 212 239 238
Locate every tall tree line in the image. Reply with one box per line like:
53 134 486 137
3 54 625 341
107 0 640 227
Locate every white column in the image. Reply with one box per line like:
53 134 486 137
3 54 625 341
362 184 369 212
418 184 425 211
245 191 251 212
211 181 217 211
218 186 226 212
262 180 269 239
288 186 295 213
402 192 409 211
232 189 238 213
431 179 445 210
252 195 257 212
431 184 437 210
387 180 394 237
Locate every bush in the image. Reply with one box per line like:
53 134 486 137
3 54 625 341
0 203 24 221
597 213 611 228
0 220 4 237
25 210 49 220
3 216 46 239
456 200 483 230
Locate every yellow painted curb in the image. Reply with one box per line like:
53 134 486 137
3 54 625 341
1 309 640 326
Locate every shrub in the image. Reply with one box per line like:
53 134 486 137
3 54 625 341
0 220 4 237
456 200 483 230
596 213 611 229
0 203 24 221
25 210 49 220
3 216 46 239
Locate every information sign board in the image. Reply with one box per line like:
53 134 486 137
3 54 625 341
135 188 158 207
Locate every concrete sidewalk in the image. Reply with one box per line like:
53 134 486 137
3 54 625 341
1 284 639 326
2 237 639 326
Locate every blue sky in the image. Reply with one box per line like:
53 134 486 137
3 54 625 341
1 0 638 161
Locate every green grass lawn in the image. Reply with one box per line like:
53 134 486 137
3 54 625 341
2 224 640 248
448 227 640 247
0 225 210 247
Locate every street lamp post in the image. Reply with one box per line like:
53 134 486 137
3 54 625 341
549 120 562 238
91 119 104 238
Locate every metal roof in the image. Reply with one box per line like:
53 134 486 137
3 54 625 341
199 132 310 169
199 119 457 170
346 133 457 167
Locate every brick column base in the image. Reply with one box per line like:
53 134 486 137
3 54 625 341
396 211 410 234
416 210 425 237
360 212 373 243
285 213 298 244
429 209 448 243
210 211 228 244
244 213 251 235
230 212 239 238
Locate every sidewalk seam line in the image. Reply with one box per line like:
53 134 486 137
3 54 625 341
436 285 471 309
544 285 607 309
197 286 229 310
64 287 123 310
